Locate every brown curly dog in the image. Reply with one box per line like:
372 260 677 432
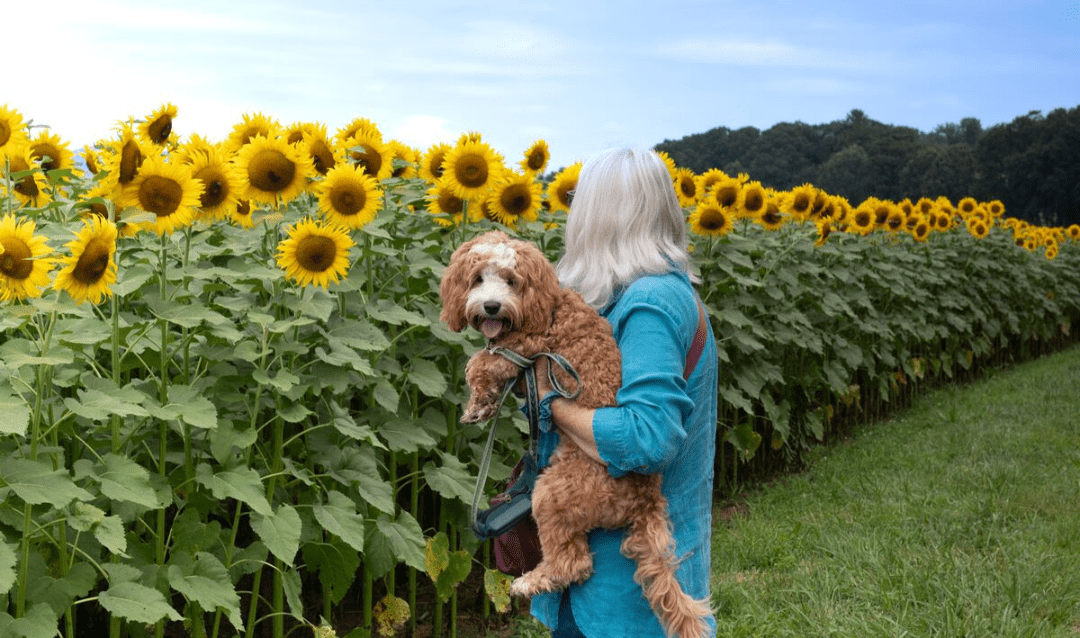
439 230 710 638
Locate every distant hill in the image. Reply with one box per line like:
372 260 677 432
654 107 1080 226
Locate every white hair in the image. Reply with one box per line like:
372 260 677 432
556 147 694 309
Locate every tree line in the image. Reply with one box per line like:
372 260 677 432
654 106 1080 226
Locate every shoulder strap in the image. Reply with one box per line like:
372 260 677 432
683 295 708 380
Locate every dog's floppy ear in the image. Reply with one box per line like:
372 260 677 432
439 239 478 332
514 240 561 334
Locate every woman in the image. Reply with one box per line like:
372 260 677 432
531 147 718 637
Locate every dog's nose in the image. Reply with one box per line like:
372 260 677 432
484 301 501 316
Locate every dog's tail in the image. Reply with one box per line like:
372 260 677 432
622 493 712 638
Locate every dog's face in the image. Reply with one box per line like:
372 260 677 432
439 230 560 339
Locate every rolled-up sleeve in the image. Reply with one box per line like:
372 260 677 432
592 280 696 478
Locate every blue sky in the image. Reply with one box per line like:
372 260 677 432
8 0 1079 172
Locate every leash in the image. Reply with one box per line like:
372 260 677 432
470 348 581 536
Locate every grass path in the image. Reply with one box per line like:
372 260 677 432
711 345 1080 637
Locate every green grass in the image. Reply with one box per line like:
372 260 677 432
711 345 1080 637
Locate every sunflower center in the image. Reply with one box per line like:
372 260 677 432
296 235 337 273
350 145 383 177
438 191 464 216
89 201 109 219
455 153 489 188
500 184 531 216
792 193 811 213
148 116 173 144
249 150 296 192
73 238 111 284
0 237 33 280
119 140 143 184
700 209 727 231
715 186 738 208
679 180 696 198
429 152 446 179
310 140 335 175
330 184 367 216
138 175 184 217
235 200 251 218
744 191 765 213
0 121 10 146
7 156 38 198
194 167 227 208
854 211 873 228
31 143 61 172
762 209 783 225
526 150 546 172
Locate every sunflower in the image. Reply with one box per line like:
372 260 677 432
1067 224 1080 242
911 218 932 242
957 196 978 219
442 140 504 199
737 180 767 220
1045 242 1059 260
419 142 452 183
235 133 313 207
695 168 728 196
986 200 1006 217
755 196 786 231
225 112 281 153
457 131 483 146
710 175 742 211
673 168 698 208
884 207 906 232
302 125 341 177
229 200 255 229
173 133 219 165
276 218 353 288
100 120 151 190
849 202 877 235
29 129 77 176
425 179 470 226
2 144 50 207
914 197 935 217
490 171 543 225
546 162 581 213
78 183 113 222
188 148 243 221
933 207 953 232
121 155 204 235
0 214 54 302
784 183 816 221
688 201 733 237
0 105 29 158
316 162 383 228
966 217 990 240
388 140 418 179
336 117 382 144
519 139 550 175
52 215 118 304
814 219 834 247
82 146 102 177
340 130 393 181
140 103 178 147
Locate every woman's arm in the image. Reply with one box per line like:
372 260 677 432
534 357 604 464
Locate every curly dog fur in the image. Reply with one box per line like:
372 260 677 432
439 230 710 638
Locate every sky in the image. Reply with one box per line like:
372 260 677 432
6 0 1079 172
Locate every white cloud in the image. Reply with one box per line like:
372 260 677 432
654 37 868 70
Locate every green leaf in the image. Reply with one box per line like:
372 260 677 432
408 359 448 397
0 602 59 638
424 531 472 603
423 453 476 504
372 379 400 412
147 385 218 429
376 511 427 571
0 458 93 508
301 536 360 605
379 417 438 454
0 391 29 436
367 299 431 327
64 388 150 421
281 566 304 621
484 569 514 613
209 420 258 465
0 542 15 596
99 581 182 625
251 504 302 566
313 491 367 552
167 552 242 629
324 320 391 352
97 452 161 509
195 463 271 516
146 296 229 329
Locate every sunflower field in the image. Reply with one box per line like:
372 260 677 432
1 102 1080 638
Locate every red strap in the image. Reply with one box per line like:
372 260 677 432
683 296 708 380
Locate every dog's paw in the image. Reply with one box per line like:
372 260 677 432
509 575 538 598
461 402 497 423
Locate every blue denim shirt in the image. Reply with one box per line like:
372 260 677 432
531 271 718 637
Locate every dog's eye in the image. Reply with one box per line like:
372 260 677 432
506 277 517 287
472 274 483 286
